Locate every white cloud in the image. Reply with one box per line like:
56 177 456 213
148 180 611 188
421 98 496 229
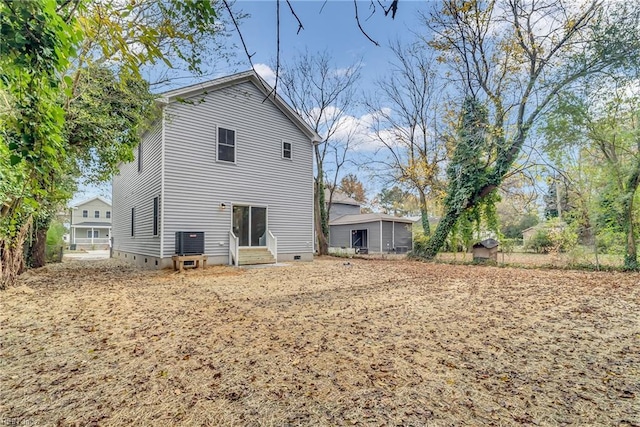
308 106 407 153
253 63 277 87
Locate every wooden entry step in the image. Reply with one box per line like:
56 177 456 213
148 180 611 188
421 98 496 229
238 247 276 265
172 254 208 272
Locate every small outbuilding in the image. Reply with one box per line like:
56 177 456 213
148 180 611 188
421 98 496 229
472 238 499 263
329 213 413 254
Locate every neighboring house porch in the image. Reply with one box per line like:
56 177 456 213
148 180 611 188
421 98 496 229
70 223 112 248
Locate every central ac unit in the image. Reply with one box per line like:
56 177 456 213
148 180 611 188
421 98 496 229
175 232 205 255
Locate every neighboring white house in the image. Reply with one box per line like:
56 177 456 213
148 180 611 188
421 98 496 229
69 196 112 249
111 70 321 268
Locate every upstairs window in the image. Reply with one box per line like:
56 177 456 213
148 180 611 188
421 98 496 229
282 141 292 159
106 211 111 219
217 127 236 163
82 210 88 218
95 210 100 218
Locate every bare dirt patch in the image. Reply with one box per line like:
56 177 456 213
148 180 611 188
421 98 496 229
1 258 639 426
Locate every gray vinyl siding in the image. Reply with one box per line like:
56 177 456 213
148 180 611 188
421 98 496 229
329 221 382 252
111 120 163 257
162 81 314 259
329 224 351 249
394 222 413 250
381 221 393 253
328 202 360 221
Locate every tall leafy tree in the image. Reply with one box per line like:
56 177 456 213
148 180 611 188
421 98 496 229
378 186 416 217
339 174 367 204
0 0 81 286
417 0 640 258
1 0 229 284
544 78 640 269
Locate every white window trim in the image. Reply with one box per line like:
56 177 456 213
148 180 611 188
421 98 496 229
230 203 269 248
282 140 292 160
216 125 237 164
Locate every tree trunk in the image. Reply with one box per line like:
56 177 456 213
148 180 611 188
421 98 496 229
0 216 32 289
418 189 431 236
315 178 329 255
417 194 468 259
622 158 640 270
28 227 48 268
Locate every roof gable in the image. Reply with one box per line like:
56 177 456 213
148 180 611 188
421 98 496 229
72 196 112 208
158 70 321 144
326 189 360 206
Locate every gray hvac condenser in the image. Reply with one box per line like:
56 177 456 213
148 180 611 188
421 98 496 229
175 232 205 255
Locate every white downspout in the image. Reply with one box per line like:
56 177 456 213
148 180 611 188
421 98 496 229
379 220 383 254
392 221 395 251
160 109 166 263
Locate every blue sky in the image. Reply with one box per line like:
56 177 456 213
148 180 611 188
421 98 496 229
227 0 431 84
75 1 435 203
225 0 436 200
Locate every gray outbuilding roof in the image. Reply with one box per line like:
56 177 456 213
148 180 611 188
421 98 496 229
329 213 414 226
326 189 360 206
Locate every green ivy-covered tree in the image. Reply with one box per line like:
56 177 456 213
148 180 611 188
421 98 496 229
413 96 500 257
1 0 228 285
0 0 81 286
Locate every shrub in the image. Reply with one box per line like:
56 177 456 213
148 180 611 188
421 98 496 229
46 221 66 247
526 229 554 253
410 231 430 257
595 229 626 255
524 219 578 254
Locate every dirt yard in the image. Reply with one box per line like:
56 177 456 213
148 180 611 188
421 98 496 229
1 258 639 426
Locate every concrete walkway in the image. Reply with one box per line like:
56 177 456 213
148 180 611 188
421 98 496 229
63 250 111 261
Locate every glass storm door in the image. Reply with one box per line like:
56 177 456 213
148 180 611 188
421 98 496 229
232 206 267 247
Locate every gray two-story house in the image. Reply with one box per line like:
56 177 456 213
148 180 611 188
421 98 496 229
111 70 321 268
328 191 413 254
